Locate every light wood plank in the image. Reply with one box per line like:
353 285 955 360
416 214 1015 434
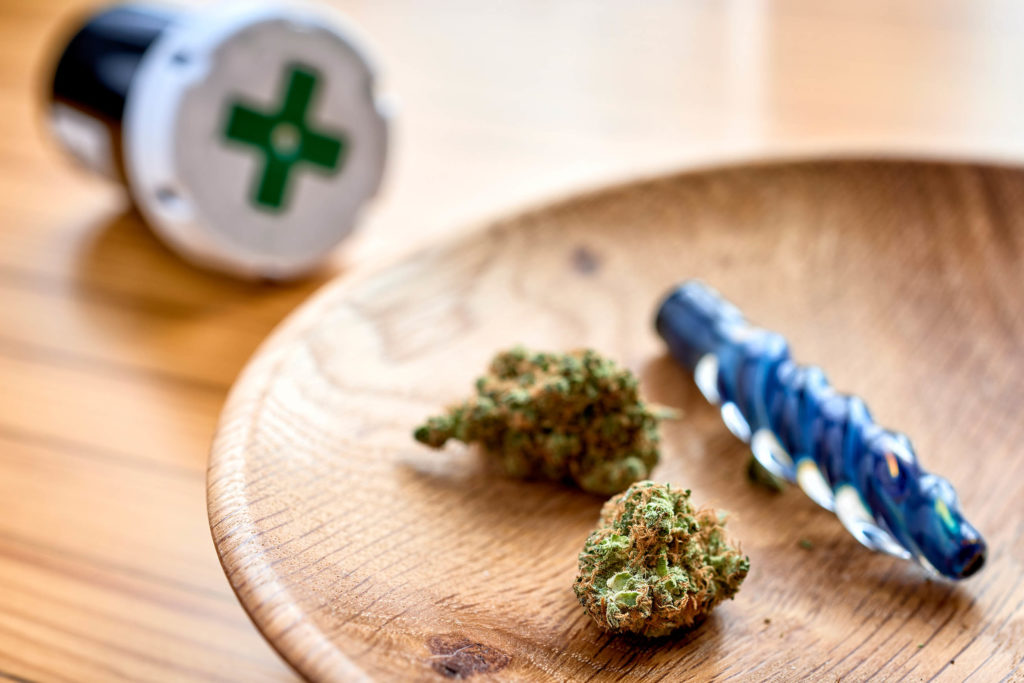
5 0 1024 680
0 434 294 681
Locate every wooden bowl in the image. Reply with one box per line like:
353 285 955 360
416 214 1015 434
208 159 1024 681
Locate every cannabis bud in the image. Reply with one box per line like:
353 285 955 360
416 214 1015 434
573 481 748 637
414 347 667 495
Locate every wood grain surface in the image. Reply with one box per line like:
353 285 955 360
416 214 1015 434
7 0 1024 679
209 160 1024 681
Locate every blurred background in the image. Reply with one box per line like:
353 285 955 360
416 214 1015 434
3 0 1024 679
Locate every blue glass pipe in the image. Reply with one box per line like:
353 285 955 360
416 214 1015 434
655 280 986 580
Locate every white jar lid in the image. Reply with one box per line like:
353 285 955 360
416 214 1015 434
123 2 388 279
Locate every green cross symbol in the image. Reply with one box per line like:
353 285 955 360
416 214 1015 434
223 64 347 212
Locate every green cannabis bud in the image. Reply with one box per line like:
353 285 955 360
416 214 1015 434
573 481 749 637
414 347 667 495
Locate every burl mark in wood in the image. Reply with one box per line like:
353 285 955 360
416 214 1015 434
428 635 511 678
209 160 1024 681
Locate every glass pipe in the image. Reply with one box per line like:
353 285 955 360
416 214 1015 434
655 280 986 580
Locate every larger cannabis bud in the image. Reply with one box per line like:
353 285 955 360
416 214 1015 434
574 481 748 637
414 347 666 495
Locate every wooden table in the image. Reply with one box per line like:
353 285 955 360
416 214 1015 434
3 1 1024 680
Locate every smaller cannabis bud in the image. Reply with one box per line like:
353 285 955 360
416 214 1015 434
574 481 748 637
414 347 668 495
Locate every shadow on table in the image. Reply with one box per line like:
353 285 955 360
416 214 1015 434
74 208 332 313
70 208 334 387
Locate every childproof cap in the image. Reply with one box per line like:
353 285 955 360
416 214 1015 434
49 2 389 280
